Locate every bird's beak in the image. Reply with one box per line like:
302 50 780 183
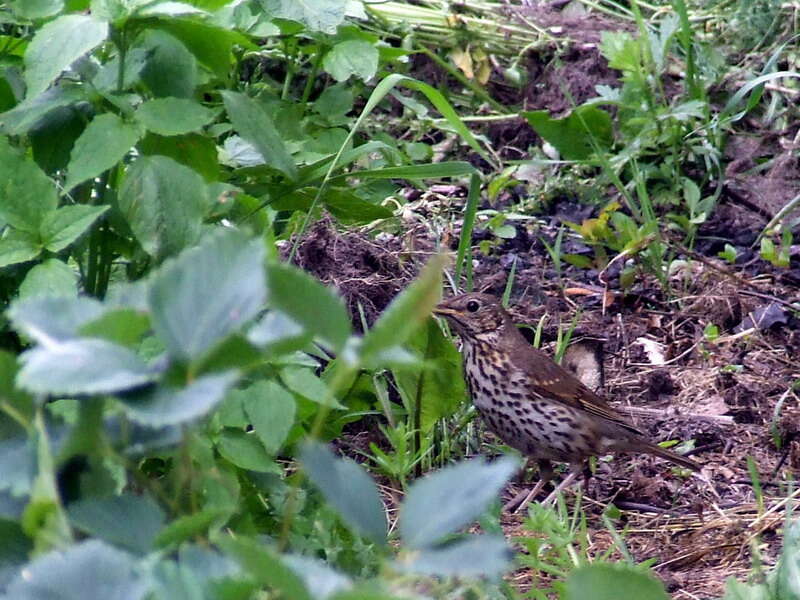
433 303 459 317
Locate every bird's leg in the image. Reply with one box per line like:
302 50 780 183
506 460 553 513
541 462 584 505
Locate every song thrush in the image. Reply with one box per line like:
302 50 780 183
434 292 700 512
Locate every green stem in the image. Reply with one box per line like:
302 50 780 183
281 40 296 101
301 49 324 108
277 362 357 552
57 398 104 465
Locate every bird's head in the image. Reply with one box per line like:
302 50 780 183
433 293 509 339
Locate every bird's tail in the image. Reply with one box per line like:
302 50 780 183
635 439 701 472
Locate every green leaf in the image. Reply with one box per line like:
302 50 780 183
118 155 207 259
148 229 266 361
523 106 613 160
0 86 86 136
564 564 670 600
240 381 296 455
135 98 215 136
327 161 476 183
300 441 387 545
270 188 393 224
216 429 273 472
282 555 352 600
18 259 78 299
147 19 250 81
132 1 206 17
64 113 141 191
221 91 297 180
266 262 351 353
138 29 198 98
323 40 378 82
247 310 310 355
10 0 64 19
599 31 641 73
79 308 150 347
775 521 800 600
155 508 228 549
68 494 165 555
119 371 238 427
359 254 444 365
4 540 147 600
30 105 88 174
265 0 348 33
24 15 109 99
0 136 57 233
280 366 344 409
397 535 512 578
40 205 109 252
7 296 105 344
0 230 41 268
139 132 220 182
394 318 466 432
219 537 312 600
17 338 157 395
399 456 519 548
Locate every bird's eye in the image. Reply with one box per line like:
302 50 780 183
466 300 481 313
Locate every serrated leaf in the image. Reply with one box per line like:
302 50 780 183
266 263 351 354
221 91 296 180
118 371 238 427
399 456 519 548
64 113 141 191
0 230 41 268
396 535 513 578
18 259 77 299
7 296 105 344
0 86 86 137
40 205 108 252
138 29 197 98
280 366 343 409
241 381 296 455
300 441 387 545
148 230 266 361
24 15 109 98
118 155 207 259
68 494 165 555
0 136 57 234
323 40 378 82
134 97 215 136
10 0 64 20
4 539 147 600
264 0 348 33
18 338 157 395
216 429 272 472
565 564 670 600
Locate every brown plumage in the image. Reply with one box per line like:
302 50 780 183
434 292 699 509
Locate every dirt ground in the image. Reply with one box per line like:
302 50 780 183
289 4 800 597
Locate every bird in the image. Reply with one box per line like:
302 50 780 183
433 292 700 512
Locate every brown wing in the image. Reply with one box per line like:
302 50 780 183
508 336 643 436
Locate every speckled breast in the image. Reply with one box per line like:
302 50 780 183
462 341 595 463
